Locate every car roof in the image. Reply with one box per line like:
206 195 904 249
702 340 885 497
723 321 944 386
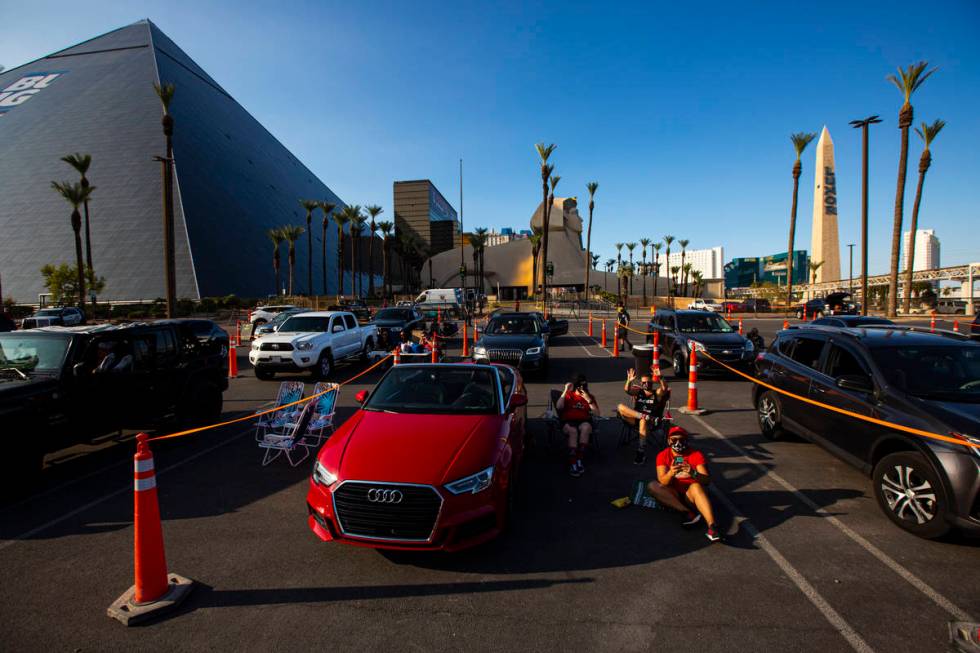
280 311 344 317
788 324 975 347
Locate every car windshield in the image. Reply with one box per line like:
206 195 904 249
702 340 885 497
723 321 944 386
374 309 413 321
278 316 331 333
871 345 980 402
270 310 301 326
676 314 734 333
364 366 499 414
35 309 62 316
0 334 71 374
486 317 539 335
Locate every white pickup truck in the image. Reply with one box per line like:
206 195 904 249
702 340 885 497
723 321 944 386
688 299 723 313
248 311 377 380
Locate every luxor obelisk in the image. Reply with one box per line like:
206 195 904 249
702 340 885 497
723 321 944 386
811 126 841 283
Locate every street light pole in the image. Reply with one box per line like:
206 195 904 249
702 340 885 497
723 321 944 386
847 243 855 295
459 158 464 292
850 115 882 315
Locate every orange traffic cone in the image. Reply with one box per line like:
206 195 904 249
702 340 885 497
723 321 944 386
953 319 960 333
783 319 789 330
601 320 607 347
431 342 438 364
462 324 469 358
652 330 662 381
679 346 707 415
738 318 743 335
228 344 238 378
588 313 593 337
930 312 936 332
107 434 193 625
803 306 808 322
612 331 620 357
393 347 401 365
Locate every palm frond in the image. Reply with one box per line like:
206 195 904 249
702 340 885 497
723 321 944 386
549 174 560 191
587 181 599 197
280 225 305 242
366 205 384 219
153 82 175 111
534 142 557 163
916 119 946 147
791 132 817 157
267 228 284 246
887 62 937 101
61 153 92 175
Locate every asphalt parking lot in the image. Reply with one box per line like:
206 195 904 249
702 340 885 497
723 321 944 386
1 316 977 652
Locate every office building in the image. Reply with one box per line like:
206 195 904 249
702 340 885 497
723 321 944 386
725 251 809 288
393 180 459 254
903 229 940 272
664 246 724 280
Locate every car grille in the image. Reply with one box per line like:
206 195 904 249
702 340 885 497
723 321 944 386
333 481 442 541
705 346 743 362
260 342 294 351
486 349 523 363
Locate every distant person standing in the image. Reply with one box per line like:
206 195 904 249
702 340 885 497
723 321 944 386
616 304 633 351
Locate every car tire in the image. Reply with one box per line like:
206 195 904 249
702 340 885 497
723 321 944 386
314 351 333 380
360 338 374 362
254 367 274 381
873 451 950 539
672 351 687 378
756 391 784 440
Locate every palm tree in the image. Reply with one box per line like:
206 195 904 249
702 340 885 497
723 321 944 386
280 225 304 296
903 119 946 313
473 227 489 293
534 143 556 300
365 205 383 297
663 236 675 300
61 153 94 277
470 231 486 295
682 263 693 296
377 220 394 298
153 81 177 317
886 62 937 317
639 238 651 306
348 207 365 297
318 201 336 295
678 239 690 295
671 266 681 294
299 199 318 295
605 259 615 293
651 242 662 298
529 228 543 296
808 260 824 286
625 243 637 296
267 227 285 295
583 181 598 300
614 243 624 276
786 132 817 308
51 180 94 308
331 208 350 301
691 271 704 298
591 253 600 270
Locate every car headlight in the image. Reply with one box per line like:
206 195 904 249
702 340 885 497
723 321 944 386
444 466 494 495
744 339 755 352
473 346 487 356
252 342 261 350
526 346 541 355
312 460 337 487
688 341 705 353
296 341 314 351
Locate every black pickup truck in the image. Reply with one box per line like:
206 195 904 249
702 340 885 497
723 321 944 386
0 320 229 492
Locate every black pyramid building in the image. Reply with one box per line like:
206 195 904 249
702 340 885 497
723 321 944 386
0 20 346 303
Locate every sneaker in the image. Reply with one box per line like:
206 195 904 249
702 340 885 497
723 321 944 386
569 462 583 478
705 525 722 542
575 459 585 475
633 450 646 465
681 512 702 527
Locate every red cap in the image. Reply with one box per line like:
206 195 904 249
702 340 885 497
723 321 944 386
667 426 688 439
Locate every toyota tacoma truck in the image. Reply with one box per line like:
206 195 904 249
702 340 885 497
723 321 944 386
249 311 377 380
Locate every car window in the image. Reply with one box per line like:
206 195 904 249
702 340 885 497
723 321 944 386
496 366 515 399
777 335 795 357
153 329 177 362
343 314 357 329
364 366 499 414
825 344 867 379
789 337 825 369
486 317 539 335
871 345 980 402
279 316 331 332
329 316 345 333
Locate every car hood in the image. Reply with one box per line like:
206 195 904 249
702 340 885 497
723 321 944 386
258 331 324 345
372 319 409 328
324 411 501 485
911 397 980 436
685 332 748 347
478 334 543 349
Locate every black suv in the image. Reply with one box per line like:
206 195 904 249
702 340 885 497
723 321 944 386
473 313 548 373
796 292 857 319
754 325 980 537
646 309 755 377
0 320 229 490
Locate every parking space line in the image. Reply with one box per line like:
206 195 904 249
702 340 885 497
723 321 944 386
0 428 251 553
708 486 874 653
571 333 612 358
689 414 974 622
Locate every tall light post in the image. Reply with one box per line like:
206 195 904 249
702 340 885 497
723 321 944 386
850 115 882 315
847 243 855 295
459 158 464 293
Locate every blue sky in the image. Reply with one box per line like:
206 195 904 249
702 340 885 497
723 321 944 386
4 0 979 274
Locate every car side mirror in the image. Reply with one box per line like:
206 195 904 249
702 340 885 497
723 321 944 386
355 390 368 404
508 393 528 410
332 325 344 333
837 374 873 394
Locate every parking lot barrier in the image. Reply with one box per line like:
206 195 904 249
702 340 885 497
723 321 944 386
601 320 607 347
107 433 193 626
228 344 238 378
678 345 707 415
652 330 661 381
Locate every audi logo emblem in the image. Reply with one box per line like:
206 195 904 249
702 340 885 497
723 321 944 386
367 488 404 504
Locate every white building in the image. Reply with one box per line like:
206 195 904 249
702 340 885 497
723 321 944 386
664 246 725 279
903 229 940 271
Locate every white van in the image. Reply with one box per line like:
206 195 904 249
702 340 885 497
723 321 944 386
415 288 463 305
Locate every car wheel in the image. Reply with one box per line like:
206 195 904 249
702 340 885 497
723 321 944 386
314 351 333 380
254 367 274 381
672 351 687 378
756 391 784 440
361 338 374 362
873 452 950 539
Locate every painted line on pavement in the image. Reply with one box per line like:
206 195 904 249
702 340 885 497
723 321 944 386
0 428 251 553
572 333 613 358
708 486 874 653
688 414 974 622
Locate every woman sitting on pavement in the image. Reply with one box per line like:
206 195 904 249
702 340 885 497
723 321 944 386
556 374 599 478
617 367 670 465
645 426 722 542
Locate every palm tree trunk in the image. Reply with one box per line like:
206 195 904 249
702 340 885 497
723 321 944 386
306 217 313 295
889 105 913 317
350 234 357 297
288 247 295 295
368 230 375 297
321 223 328 296
540 185 550 301
72 211 86 307
162 130 176 319
336 228 344 301
82 191 93 276
902 155 930 313
680 253 687 295
584 203 594 299
786 163 801 307
653 255 659 298
273 255 280 296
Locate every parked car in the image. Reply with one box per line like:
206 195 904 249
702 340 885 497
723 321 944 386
936 299 967 315
249 304 298 327
721 301 745 313
743 298 771 313
248 311 377 380
754 325 980 538
796 292 858 319
971 313 980 342
370 306 425 347
473 313 548 373
528 311 569 340
21 306 85 329
809 316 895 328
646 309 755 377
306 362 528 551
253 307 306 338
0 320 229 491
688 299 723 312
415 288 464 306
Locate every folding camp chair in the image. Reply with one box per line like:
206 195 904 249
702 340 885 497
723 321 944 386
618 400 672 449
285 382 339 451
254 381 305 442
545 388 602 453
257 418 310 467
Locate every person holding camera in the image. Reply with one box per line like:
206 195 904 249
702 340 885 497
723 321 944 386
617 367 670 465
556 374 599 477
646 426 721 542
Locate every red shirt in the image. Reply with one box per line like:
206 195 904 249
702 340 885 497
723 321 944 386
559 390 592 422
656 447 706 488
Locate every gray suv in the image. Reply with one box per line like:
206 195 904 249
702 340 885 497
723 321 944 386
646 309 756 377
754 325 980 538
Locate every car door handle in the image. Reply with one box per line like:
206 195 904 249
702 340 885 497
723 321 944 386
812 386 826 394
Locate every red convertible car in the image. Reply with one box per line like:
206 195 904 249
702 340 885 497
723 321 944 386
306 362 528 551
